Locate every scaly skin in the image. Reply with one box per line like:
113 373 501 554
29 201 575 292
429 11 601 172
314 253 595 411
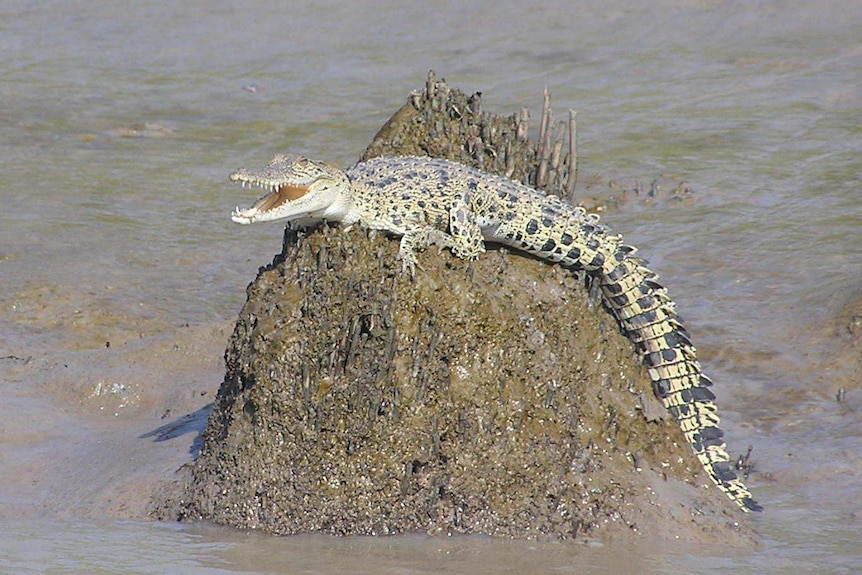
230 154 762 512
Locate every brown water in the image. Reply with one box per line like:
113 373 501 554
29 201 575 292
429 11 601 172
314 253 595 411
2 0 861 573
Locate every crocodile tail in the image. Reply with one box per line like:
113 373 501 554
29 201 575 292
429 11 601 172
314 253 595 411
586 236 762 512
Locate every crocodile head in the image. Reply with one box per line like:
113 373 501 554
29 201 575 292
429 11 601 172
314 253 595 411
230 154 351 225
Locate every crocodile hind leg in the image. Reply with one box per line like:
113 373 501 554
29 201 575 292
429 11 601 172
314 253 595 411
397 216 485 276
446 195 487 261
403 194 487 268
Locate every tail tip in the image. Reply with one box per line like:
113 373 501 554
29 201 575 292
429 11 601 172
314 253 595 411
740 496 764 513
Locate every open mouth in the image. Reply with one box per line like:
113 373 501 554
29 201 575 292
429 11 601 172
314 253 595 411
230 179 310 223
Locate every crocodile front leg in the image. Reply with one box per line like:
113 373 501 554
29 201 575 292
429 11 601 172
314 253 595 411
398 232 430 277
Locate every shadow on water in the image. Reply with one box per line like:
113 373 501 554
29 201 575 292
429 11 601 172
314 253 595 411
140 403 213 458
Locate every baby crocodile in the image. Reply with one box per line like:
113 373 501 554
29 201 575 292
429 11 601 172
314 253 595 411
230 154 761 512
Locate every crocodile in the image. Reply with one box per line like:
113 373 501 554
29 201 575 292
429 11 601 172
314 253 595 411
229 153 762 513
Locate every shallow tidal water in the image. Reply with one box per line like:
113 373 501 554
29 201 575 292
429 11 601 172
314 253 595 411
1 0 861 573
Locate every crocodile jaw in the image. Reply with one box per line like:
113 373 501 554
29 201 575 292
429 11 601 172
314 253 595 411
229 154 350 224
231 207 260 224
231 183 311 224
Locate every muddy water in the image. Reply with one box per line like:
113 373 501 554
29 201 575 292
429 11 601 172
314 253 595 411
1 0 861 573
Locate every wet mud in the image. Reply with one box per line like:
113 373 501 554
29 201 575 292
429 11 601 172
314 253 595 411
0 281 229 519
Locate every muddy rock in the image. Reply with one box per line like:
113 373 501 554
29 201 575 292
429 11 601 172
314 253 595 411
177 225 749 541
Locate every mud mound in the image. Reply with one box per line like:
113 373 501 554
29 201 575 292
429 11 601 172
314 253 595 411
176 226 748 541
